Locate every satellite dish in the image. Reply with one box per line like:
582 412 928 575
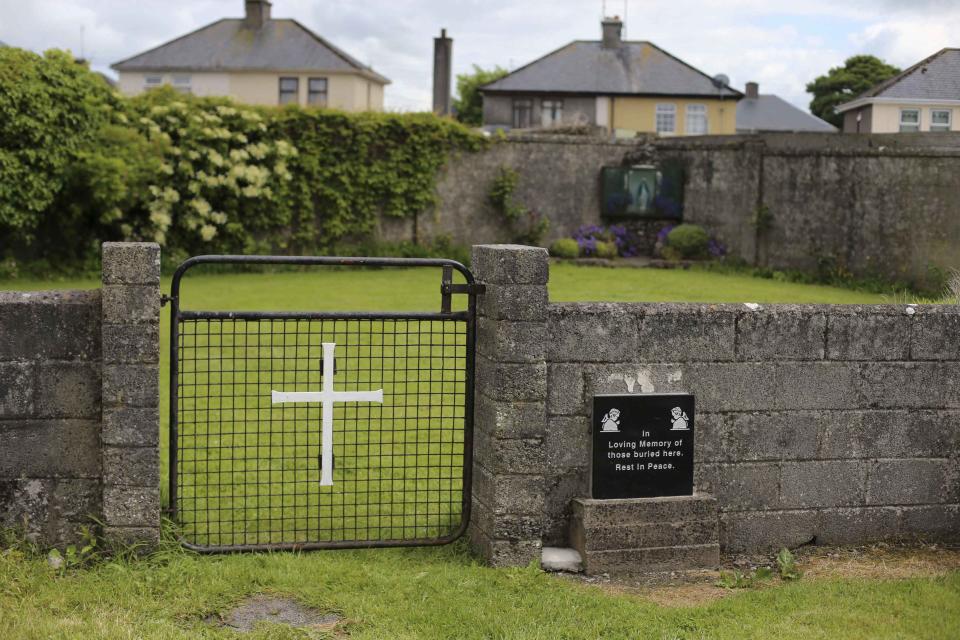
712 74 730 89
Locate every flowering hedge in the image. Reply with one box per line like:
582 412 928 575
0 48 485 266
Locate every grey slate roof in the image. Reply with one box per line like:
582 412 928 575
481 41 740 97
860 48 960 101
737 94 836 133
112 18 389 84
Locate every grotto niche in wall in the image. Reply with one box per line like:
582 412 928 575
600 153 686 220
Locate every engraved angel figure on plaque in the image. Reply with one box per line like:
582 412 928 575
601 408 621 433
670 407 690 431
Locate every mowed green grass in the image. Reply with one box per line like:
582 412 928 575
1 543 958 639
3 266 957 638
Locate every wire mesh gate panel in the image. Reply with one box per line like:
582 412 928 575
168 256 480 552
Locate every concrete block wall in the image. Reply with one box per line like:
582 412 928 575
470 246 959 564
0 243 161 548
545 302 960 553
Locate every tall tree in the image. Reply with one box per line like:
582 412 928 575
806 55 901 127
452 65 508 126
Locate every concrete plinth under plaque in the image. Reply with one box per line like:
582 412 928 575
570 494 720 575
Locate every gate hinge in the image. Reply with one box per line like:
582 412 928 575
160 294 174 307
440 266 485 314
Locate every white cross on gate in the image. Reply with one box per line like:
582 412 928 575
271 342 384 486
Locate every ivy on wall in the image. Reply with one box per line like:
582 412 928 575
0 47 487 266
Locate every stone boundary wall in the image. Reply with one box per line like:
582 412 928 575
381 133 960 288
0 243 161 547
471 244 960 566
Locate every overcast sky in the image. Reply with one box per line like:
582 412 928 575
0 0 954 112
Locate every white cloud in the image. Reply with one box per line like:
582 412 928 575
1 0 957 112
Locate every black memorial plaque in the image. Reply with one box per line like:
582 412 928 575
591 394 695 499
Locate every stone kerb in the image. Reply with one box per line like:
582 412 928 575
470 245 550 567
100 242 162 546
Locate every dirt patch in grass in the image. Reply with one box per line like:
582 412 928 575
798 543 960 580
205 594 343 634
562 543 960 608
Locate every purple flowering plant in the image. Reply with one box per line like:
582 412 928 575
574 224 642 258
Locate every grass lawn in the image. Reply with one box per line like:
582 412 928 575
5 264 944 639
0 542 958 639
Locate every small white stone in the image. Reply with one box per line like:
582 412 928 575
906 306 917 316
744 303 761 311
541 547 583 573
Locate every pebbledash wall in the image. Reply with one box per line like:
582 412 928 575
381 133 960 288
469 244 960 566
0 243 161 547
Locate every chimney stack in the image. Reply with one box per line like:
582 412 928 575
245 0 272 30
601 17 623 49
433 28 453 116
745 81 759 99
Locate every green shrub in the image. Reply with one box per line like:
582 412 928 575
549 238 579 259
0 48 118 248
666 224 710 259
0 71 487 265
594 240 618 259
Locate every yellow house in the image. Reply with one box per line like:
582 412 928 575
480 18 741 136
111 1 389 111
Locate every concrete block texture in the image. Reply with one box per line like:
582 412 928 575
477 284 548 321
473 464 546 515
547 364 585 416
574 520 719 552
0 362 34 418
866 459 951 506
571 495 718 528
911 310 960 361
474 436 545 476
474 394 546 439
579 544 720 575
471 245 549 285
828 313 910 361
737 309 826 361
35 362 101 419
476 357 546 402
720 510 818 552
102 446 161 487
779 461 868 508
101 407 161 447
101 242 161 285
102 323 160 365
0 291 101 361
0 420 101 478
102 364 160 408
472 497 544 540
638 306 737 362
477 318 546 363
102 285 160 325
547 305 639 363
102 485 160 528
545 415 590 472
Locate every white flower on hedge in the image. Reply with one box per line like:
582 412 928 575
230 148 250 162
216 106 238 117
200 224 218 241
211 212 228 225
190 199 212 217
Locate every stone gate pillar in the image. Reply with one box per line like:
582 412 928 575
100 242 161 546
470 245 549 566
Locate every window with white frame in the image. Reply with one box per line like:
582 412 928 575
655 103 676 135
172 74 192 94
899 108 920 133
144 74 163 90
541 99 564 127
685 104 708 135
279 77 299 105
308 78 328 106
931 109 952 132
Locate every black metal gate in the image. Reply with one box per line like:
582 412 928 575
168 256 481 552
